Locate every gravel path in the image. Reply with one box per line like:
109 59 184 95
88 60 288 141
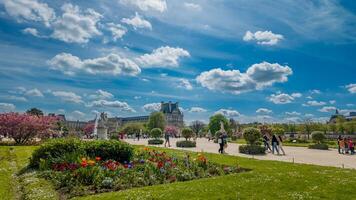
125 138 356 169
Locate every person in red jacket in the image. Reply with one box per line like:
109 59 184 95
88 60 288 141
348 138 354 155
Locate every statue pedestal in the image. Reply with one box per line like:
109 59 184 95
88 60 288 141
97 127 108 140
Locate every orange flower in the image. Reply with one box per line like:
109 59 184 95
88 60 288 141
88 160 95 166
81 160 88 167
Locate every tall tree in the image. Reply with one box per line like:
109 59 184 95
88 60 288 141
190 120 205 136
208 114 229 136
26 107 44 116
147 112 166 131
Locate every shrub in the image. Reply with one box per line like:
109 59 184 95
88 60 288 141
243 127 261 145
150 128 162 139
30 138 133 168
239 145 265 155
148 139 164 145
311 131 326 144
176 140 196 148
308 143 329 150
181 128 194 140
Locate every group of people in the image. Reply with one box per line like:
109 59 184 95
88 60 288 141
263 134 285 155
337 136 355 155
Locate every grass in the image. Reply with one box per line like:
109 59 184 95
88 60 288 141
1 145 355 200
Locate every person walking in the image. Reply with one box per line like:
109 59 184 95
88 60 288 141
277 134 286 155
340 138 345 154
348 138 355 155
271 134 280 155
344 138 349 154
337 135 342 154
164 131 171 147
263 134 272 152
218 134 224 154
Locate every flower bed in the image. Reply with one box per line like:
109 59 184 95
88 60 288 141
36 145 244 198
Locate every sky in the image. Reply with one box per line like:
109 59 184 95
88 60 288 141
0 0 355 124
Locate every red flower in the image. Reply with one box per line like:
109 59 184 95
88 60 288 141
157 161 164 168
95 156 101 161
81 160 88 167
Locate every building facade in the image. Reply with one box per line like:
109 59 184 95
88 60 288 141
160 101 184 127
328 109 356 124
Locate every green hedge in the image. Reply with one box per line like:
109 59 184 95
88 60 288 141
148 139 164 145
29 138 133 168
176 140 196 148
239 145 265 155
308 143 329 150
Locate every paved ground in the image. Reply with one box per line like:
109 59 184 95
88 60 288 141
125 138 356 169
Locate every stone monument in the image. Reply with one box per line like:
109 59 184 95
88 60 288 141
97 112 108 140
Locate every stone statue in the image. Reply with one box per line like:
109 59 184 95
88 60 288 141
97 112 108 140
220 121 225 133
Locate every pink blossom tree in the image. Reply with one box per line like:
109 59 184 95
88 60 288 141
0 112 58 144
164 126 179 137
83 123 95 138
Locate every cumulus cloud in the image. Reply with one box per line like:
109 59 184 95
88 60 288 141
136 46 190 68
346 83 356 94
72 110 85 118
120 0 167 12
48 53 140 76
243 30 284 45
25 88 43 97
52 91 83 104
0 95 27 102
184 3 201 11
302 100 326 107
51 3 102 43
2 0 55 26
189 107 207 113
88 90 113 100
291 93 302 98
143 103 161 112
22 28 42 37
196 62 292 95
285 111 301 116
310 89 321 94
177 79 193 90
215 109 240 118
256 108 272 114
122 12 152 30
0 103 16 112
318 106 336 113
89 100 135 112
106 23 127 41
269 92 301 104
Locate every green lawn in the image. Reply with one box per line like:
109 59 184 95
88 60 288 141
1 145 355 200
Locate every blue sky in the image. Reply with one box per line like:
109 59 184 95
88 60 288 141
0 0 355 124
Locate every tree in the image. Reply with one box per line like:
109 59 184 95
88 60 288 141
190 120 205 136
243 127 261 145
0 112 57 144
181 128 194 141
328 123 337 134
311 131 326 144
208 114 229 136
259 125 272 136
121 123 144 136
272 127 285 135
344 121 356 134
26 108 44 116
147 112 166 131
150 128 162 139
83 123 95 138
164 126 178 137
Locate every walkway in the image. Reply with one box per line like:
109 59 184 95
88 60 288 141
125 138 356 169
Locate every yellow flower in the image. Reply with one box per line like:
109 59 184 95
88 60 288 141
81 157 87 161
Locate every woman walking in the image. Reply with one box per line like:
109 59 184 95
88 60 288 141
277 134 285 155
218 134 224 154
271 134 280 155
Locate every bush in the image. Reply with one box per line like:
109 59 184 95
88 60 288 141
239 145 265 155
150 128 162 139
243 127 261 145
176 140 196 148
311 131 326 144
30 138 133 168
148 139 164 145
308 143 329 150
181 128 194 140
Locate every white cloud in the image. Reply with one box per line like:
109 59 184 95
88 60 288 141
189 107 207 113
177 79 193 90
25 88 43 97
143 103 161 112
137 46 190 68
134 96 141 100
346 83 356 94
72 110 85 118
89 100 135 112
256 108 272 114
284 117 301 123
291 93 302 98
184 2 201 11
318 106 336 113
329 100 336 104
2 0 55 27
0 95 27 102
215 109 240 118
120 0 167 12
305 113 314 118
339 109 356 115
106 23 127 41
121 12 152 30
51 3 102 43
285 111 301 116
243 30 284 45
52 91 83 104
197 62 292 95
302 100 326 106
0 103 16 112
22 28 41 37
347 103 354 107
310 89 321 94
88 90 113 100
306 96 313 99
269 92 301 104
48 53 140 76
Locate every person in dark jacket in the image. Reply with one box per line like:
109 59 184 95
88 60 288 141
263 134 272 152
218 135 224 154
271 134 280 155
